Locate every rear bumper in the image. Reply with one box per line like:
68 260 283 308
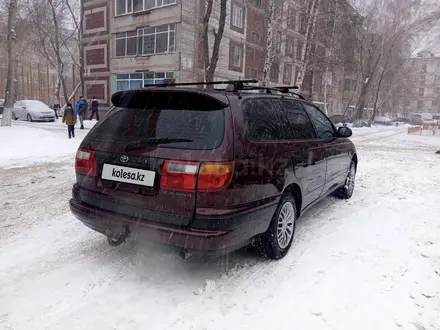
70 187 276 254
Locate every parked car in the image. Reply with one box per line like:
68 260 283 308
374 116 393 126
13 100 56 122
329 114 350 125
70 81 358 260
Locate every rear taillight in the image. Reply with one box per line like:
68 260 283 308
75 149 97 176
161 161 234 193
161 161 200 192
197 163 233 192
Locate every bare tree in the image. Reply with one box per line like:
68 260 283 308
295 0 322 90
1 0 18 127
353 0 440 121
27 0 73 104
262 0 276 86
201 0 227 84
65 0 84 96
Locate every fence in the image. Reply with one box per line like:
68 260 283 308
408 125 439 136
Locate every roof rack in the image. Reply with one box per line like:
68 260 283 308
142 79 306 99
144 79 258 92
273 86 306 100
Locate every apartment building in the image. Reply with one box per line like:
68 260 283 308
81 0 358 115
407 51 440 115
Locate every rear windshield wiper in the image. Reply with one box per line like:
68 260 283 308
125 137 193 151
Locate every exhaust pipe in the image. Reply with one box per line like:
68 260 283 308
179 249 193 260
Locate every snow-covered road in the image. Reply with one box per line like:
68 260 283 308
1 126 440 330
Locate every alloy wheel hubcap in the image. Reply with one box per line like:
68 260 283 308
277 201 295 249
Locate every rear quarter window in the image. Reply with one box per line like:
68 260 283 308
242 98 293 141
88 107 225 150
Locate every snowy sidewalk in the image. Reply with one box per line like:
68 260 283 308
1 127 440 330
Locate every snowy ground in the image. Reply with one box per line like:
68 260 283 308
0 119 97 168
1 125 440 330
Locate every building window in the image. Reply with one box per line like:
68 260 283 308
232 4 243 29
116 71 174 91
275 31 282 54
417 100 423 109
250 67 258 79
254 0 261 8
299 14 306 33
418 87 424 97
231 45 242 67
285 38 294 55
115 31 138 56
252 32 260 44
270 62 280 82
115 24 175 57
421 64 427 73
287 6 296 29
432 100 437 107
283 64 292 83
296 40 303 60
115 0 176 16
274 0 283 20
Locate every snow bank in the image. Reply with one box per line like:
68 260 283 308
0 126 82 168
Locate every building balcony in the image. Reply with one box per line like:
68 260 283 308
111 52 181 73
112 3 182 32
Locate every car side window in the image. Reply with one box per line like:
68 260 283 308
243 98 293 141
303 103 336 139
276 100 316 139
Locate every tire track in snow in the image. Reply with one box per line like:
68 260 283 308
0 162 76 243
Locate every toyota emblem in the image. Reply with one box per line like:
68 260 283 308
120 155 129 163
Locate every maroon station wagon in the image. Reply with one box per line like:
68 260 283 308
70 81 358 260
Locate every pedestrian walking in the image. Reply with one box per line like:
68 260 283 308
53 103 60 119
75 96 88 129
89 96 100 121
63 103 77 139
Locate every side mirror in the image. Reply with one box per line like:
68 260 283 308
338 126 352 138
22 106 26 109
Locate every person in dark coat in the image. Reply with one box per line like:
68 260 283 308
89 96 100 121
53 103 60 119
75 96 88 129
63 103 77 139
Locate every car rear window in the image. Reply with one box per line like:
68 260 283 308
88 107 225 150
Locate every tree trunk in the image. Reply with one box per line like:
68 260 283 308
262 0 275 87
206 0 227 84
66 0 85 96
201 0 227 86
48 0 68 103
322 0 338 115
1 0 19 127
296 0 320 90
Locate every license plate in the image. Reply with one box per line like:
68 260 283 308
101 164 156 187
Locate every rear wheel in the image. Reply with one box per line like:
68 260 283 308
334 160 356 199
107 235 125 247
12 112 17 120
27 114 33 122
255 193 297 260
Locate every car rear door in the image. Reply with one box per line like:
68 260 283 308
77 90 233 227
302 103 352 193
276 100 327 208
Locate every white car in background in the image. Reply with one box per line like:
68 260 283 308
13 100 56 122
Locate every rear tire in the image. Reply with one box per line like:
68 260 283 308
334 160 356 199
107 235 125 247
27 114 33 122
12 112 17 120
255 193 297 260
